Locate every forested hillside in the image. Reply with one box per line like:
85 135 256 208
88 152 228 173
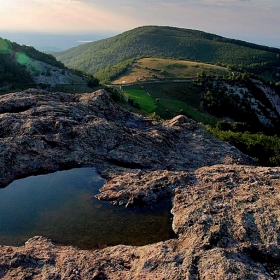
0 37 66 88
0 37 99 93
54 26 280 77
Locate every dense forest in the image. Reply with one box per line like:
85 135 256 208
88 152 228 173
0 54 32 85
207 122 280 166
94 59 134 83
54 26 280 79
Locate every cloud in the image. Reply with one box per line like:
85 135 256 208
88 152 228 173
0 0 139 33
0 0 279 47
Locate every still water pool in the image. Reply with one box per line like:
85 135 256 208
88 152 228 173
0 168 174 249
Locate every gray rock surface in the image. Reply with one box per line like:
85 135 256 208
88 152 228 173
0 89 253 189
1 89 279 279
1 165 280 279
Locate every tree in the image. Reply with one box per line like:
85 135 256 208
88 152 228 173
232 122 249 133
87 77 99 88
216 120 232 131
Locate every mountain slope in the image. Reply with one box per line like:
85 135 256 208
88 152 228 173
54 26 280 75
0 37 89 92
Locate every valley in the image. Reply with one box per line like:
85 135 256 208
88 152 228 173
98 56 280 166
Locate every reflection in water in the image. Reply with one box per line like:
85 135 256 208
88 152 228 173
0 168 174 249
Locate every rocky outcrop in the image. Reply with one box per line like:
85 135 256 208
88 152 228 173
1 165 280 279
0 89 254 189
172 165 280 279
26 59 85 86
2 89 280 279
252 78 280 117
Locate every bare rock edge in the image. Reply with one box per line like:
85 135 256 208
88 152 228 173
0 89 279 279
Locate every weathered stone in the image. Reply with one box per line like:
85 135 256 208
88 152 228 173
1 89 280 279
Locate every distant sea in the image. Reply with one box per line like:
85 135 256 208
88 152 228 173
0 31 116 52
1 31 279 53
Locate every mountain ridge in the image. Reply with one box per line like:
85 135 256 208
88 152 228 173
54 25 280 77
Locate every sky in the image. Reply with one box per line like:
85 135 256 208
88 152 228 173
0 0 280 50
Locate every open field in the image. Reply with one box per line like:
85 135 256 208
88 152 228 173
141 81 202 108
122 83 218 125
122 88 157 113
156 98 217 125
112 57 229 84
123 81 202 107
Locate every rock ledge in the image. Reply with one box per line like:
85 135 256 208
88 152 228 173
1 90 279 279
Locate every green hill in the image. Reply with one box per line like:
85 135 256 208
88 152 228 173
0 37 64 86
54 26 280 78
0 37 99 93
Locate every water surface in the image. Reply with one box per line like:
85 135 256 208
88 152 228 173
0 168 174 249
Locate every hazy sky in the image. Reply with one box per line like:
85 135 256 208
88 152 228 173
1 0 280 48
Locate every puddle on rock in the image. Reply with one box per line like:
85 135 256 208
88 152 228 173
0 168 174 249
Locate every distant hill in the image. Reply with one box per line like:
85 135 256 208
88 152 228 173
0 37 95 93
54 26 280 78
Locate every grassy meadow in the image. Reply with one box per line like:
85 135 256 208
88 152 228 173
122 87 157 113
112 57 229 84
122 82 217 125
